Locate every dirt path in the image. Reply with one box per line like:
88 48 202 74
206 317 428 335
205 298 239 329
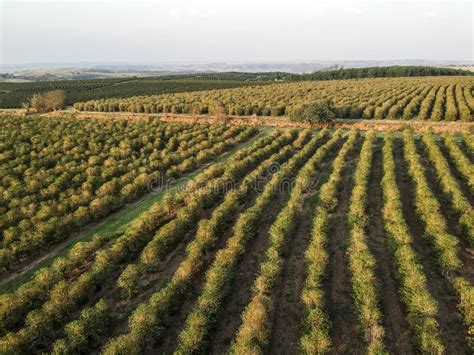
366 137 414 354
393 138 470 353
30 110 473 133
0 221 107 289
266 140 344 354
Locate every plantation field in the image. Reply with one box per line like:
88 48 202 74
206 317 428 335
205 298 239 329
0 78 269 109
75 76 474 121
0 115 257 269
0 117 472 354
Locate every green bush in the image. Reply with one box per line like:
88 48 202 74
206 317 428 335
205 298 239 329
289 100 336 124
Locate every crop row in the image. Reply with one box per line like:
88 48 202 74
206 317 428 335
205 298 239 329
346 131 385 353
421 133 473 245
299 129 359 353
381 133 444 352
229 129 350 354
101 130 324 353
177 130 343 354
102 131 326 353
442 134 474 194
116 133 300 299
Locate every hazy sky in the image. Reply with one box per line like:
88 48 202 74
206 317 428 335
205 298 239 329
1 0 472 64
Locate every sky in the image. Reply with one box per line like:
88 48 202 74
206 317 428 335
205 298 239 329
0 0 472 65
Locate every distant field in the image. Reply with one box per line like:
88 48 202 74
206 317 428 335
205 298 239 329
76 76 474 121
449 66 474 72
0 78 268 108
1 65 472 110
0 117 472 353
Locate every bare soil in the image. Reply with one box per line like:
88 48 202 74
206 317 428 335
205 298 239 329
324 137 366 353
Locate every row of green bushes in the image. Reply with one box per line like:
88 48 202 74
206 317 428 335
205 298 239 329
403 131 460 272
299 130 359 353
346 131 386 353
403 130 474 348
51 299 109 354
73 77 474 121
403 130 473 349
0 124 253 268
422 133 473 245
442 134 474 194
381 133 444 352
0 234 110 335
175 130 333 353
229 130 345 354
116 133 296 299
102 131 312 353
0 130 280 353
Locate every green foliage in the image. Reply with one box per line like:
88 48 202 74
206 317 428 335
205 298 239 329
0 116 253 269
0 78 269 108
101 131 302 353
346 131 386 353
289 100 336 124
2 127 473 354
403 130 461 272
26 90 66 112
404 131 473 350
117 264 144 299
1 66 471 109
51 299 109 354
442 134 474 194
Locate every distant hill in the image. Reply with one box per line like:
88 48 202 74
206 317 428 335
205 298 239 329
187 66 473 81
1 60 473 81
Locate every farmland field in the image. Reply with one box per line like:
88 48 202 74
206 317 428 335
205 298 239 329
74 76 474 121
0 78 270 109
0 115 472 354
